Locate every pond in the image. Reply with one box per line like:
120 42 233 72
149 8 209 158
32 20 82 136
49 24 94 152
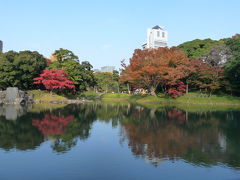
0 103 240 180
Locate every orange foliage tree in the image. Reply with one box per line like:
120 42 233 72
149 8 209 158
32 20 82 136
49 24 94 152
188 59 225 95
120 47 194 96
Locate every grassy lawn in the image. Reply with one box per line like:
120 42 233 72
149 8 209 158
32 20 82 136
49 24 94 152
101 92 240 105
28 90 68 102
175 93 240 105
101 93 131 101
27 90 240 106
28 90 102 102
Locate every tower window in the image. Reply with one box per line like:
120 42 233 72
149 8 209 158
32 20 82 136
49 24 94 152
157 31 160 37
162 32 165 38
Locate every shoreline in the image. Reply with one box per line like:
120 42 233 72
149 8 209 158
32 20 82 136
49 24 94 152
102 98 240 106
101 93 240 106
33 99 92 104
27 90 240 106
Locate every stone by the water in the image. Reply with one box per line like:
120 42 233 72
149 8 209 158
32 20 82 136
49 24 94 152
0 87 33 105
5 87 19 103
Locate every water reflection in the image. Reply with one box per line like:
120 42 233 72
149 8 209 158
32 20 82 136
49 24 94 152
32 114 75 135
0 103 239 169
0 104 30 120
119 106 240 168
0 104 43 150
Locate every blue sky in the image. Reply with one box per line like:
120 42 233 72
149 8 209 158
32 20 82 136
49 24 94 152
0 0 239 69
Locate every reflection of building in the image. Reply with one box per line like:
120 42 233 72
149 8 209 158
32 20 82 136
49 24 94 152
101 66 115 73
218 133 227 152
142 25 168 49
0 40 3 52
145 155 163 166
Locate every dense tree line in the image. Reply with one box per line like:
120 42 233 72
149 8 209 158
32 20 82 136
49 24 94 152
0 48 96 92
0 51 47 90
179 34 240 95
48 48 96 91
0 34 239 96
121 34 240 96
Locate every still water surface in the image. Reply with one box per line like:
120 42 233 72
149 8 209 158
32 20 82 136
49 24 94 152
0 103 240 180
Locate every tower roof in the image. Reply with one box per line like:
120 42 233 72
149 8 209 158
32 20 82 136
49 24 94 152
152 25 164 30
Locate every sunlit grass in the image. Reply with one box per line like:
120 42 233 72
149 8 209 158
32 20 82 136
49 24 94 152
101 93 131 101
28 90 240 106
28 90 68 102
101 92 240 105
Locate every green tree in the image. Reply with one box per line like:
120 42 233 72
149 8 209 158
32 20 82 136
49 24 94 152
0 51 47 90
224 35 240 95
0 51 18 89
49 49 96 91
178 39 222 59
15 51 47 89
52 48 79 63
95 71 120 93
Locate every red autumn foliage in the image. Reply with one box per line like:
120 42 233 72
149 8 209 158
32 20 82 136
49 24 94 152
33 69 75 90
32 114 74 135
166 81 186 98
120 47 193 96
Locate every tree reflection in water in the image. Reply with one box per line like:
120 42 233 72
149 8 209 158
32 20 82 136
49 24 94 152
119 106 240 168
166 108 186 124
0 106 44 151
32 114 74 135
31 105 96 153
0 103 239 169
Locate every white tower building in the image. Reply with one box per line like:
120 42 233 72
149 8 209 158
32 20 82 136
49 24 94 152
142 25 168 49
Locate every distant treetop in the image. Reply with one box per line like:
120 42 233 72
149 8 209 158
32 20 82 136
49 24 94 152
178 38 223 59
52 48 79 63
